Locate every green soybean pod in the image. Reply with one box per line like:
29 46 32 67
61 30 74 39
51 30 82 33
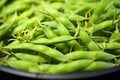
29 38 50 45
41 21 57 29
0 40 4 47
9 9 34 28
88 19 119 33
0 0 7 8
65 13 85 21
44 27 69 54
89 0 110 24
0 15 17 40
50 36 76 44
17 0 38 4
0 13 18 30
7 60 34 71
14 53 47 63
98 8 116 23
30 36 76 45
98 42 120 50
65 51 115 61
56 22 70 36
51 1 64 10
79 27 101 51
43 27 57 38
0 14 27 36
29 65 39 73
7 57 17 61
74 1 96 15
12 17 39 35
33 28 44 38
1 0 38 16
4 41 68 62
57 22 83 51
19 8 34 18
109 26 120 42
56 16 76 31
41 1 76 31
7 0 37 5
63 2 86 21
1 3 30 16
83 61 116 71
37 59 93 74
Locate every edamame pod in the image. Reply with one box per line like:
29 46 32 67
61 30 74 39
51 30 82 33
88 20 119 33
29 36 76 45
98 42 120 50
44 27 70 54
13 53 47 63
65 51 115 61
83 61 116 71
4 41 68 62
37 59 93 74
89 0 110 24
7 60 34 71
79 27 101 51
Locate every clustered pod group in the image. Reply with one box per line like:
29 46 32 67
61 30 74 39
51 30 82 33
0 0 120 74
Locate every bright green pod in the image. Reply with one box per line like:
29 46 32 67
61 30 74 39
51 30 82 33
83 61 116 71
0 14 18 40
1 3 30 16
30 36 76 45
37 59 93 74
7 60 34 71
79 27 101 51
12 17 39 35
57 23 84 51
41 1 76 31
44 27 70 54
65 51 116 61
4 41 68 62
14 53 47 63
98 42 120 50
88 20 119 33
89 0 110 24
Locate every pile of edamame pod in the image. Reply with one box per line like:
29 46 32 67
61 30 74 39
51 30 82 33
0 0 120 74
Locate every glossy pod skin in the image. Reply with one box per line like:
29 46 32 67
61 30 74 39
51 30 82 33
88 0 110 24
30 59 93 74
41 1 76 31
65 51 116 61
12 17 39 35
56 22 84 51
43 27 70 54
3 41 68 62
98 42 120 50
29 60 117 74
79 27 101 51
10 53 47 63
83 61 116 71
87 20 120 34
6 60 34 71
29 36 76 45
